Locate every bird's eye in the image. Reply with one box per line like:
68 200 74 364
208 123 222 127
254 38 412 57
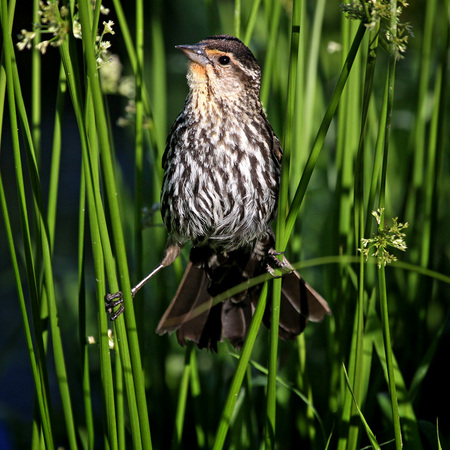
218 55 231 66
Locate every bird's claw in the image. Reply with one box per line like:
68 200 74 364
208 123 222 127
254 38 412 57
266 264 283 278
268 253 292 270
267 248 294 277
105 291 125 321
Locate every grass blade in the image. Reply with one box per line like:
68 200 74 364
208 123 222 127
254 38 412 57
213 283 268 450
283 22 366 248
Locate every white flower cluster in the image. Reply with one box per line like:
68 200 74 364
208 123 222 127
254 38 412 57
359 208 409 268
17 0 114 65
18 1 143 126
340 0 411 59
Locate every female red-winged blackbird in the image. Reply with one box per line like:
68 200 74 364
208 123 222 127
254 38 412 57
106 35 331 350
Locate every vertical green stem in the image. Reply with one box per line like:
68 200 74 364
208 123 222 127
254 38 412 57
260 0 282 108
173 348 192 448
243 0 262 45
1 1 77 447
404 0 437 228
378 267 402 449
134 0 145 339
46 63 65 250
283 22 366 248
31 0 41 161
234 0 241 39
77 0 151 446
77 172 95 450
346 23 379 450
300 0 325 156
213 284 268 450
0 176 54 448
58 34 119 448
111 0 164 174
265 1 302 446
377 1 402 448
190 350 206 449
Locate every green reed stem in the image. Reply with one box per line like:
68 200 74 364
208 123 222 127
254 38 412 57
405 0 437 224
300 0 325 155
77 0 151 447
342 364 381 449
0 176 54 448
260 0 282 108
77 172 95 450
173 348 193 447
421 5 448 273
111 0 164 166
243 0 262 45
46 63 65 251
377 2 402 448
344 22 379 450
0 53 53 443
265 0 302 446
134 0 145 339
1 1 77 446
283 22 366 248
58 32 120 448
189 349 206 448
31 0 41 160
234 0 241 39
213 283 268 450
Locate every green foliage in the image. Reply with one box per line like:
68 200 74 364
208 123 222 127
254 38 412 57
1 0 448 449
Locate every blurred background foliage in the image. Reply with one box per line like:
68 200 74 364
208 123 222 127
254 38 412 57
0 0 449 448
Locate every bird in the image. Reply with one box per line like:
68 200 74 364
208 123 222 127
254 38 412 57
105 35 331 350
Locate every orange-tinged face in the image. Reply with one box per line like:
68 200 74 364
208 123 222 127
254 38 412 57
186 48 232 79
187 49 240 95
187 60 207 79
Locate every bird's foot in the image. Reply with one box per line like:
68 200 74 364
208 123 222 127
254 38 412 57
266 264 283 278
105 291 124 321
267 248 294 276
268 249 293 269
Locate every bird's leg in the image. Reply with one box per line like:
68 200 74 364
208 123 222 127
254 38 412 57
105 243 181 320
266 247 293 277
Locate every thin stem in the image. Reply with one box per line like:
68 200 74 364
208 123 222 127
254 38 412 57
213 283 268 450
377 1 402 448
134 0 145 341
234 0 241 39
283 22 366 248
173 348 193 448
1 1 77 447
265 0 302 445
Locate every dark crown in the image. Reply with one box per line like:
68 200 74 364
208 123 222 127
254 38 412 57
200 35 260 72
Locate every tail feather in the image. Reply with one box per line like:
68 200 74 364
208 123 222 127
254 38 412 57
156 261 210 335
221 298 254 349
156 260 223 350
274 294 307 340
178 298 221 350
280 269 332 322
156 245 331 349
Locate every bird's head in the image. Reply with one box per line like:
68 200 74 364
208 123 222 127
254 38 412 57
177 35 262 108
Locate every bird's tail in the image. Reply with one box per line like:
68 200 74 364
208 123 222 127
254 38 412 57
156 247 331 350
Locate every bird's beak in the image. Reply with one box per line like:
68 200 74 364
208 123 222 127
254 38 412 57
176 44 210 67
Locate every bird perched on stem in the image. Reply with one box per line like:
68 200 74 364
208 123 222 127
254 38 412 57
106 35 331 350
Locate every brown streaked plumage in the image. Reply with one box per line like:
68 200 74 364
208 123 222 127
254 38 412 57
106 35 331 350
